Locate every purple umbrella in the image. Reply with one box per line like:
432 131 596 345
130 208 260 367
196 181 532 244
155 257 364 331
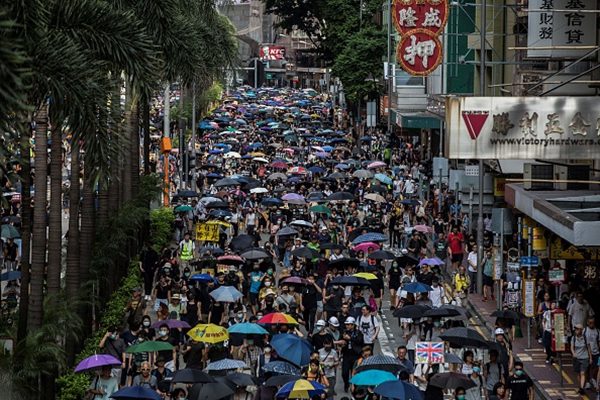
74 354 122 373
281 193 304 201
151 319 191 329
419 257 445 266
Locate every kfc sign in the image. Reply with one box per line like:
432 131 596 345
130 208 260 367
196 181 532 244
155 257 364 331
259 46 286 61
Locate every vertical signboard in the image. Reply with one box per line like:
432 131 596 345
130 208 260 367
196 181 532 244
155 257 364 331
552 311 567 352
522 279 536 317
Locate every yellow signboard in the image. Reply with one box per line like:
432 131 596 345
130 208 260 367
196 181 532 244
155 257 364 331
552 312 567 352
550 237 600 260
196 222 220 242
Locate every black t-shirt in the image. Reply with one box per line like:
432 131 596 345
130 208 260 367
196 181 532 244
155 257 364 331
140 248 159 273
507 374 533 399
311 332 333 351
209 302 225 324
155 283 171 299
302 285 318 309
157 336 178 363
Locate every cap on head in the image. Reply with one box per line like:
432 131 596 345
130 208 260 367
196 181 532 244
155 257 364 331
345 317 356 325
316 319 326 327
494 328 504 335
328 316 340 327
574 323 584 330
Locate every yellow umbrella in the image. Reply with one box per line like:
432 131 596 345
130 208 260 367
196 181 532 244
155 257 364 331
188 323 229 343
250 151 266 157
353 272 378 280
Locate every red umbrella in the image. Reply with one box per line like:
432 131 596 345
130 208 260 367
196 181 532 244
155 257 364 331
271 161 288 169
353 242 380 253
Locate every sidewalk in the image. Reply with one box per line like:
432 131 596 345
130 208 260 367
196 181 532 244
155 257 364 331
464 290 593 400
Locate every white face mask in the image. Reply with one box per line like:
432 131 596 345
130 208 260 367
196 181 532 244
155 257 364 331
143 321 151 327
159 330 168 337
237 313 244 319
264 282 271 287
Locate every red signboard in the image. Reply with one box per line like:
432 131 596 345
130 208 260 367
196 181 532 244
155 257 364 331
392 0 448 36
396 29 443 76
259 46 286 61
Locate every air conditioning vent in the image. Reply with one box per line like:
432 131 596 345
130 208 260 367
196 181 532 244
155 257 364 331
524 163 554 190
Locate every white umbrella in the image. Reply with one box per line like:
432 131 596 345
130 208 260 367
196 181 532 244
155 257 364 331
365 193 386 203
223 151 241 159
290 219 313 228
252 157 269 163
250 187 269 194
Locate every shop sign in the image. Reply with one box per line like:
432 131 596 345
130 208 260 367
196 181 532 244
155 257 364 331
522 279 536 317
396 29 443 76
259 45 286 61
493 177 506 196
548 267 565 283
527 0 597 58
550 237 600 260
392 0 449 36
552 311 567 352
446 96 600 160
493 249 503 280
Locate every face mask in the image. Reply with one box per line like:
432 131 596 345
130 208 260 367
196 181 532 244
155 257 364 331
265 282 271 287
473 367 481 373
268 269 273 275
264 348 271 354
433 321 441 327
237 313 244 319
184 273 190 277
143 321 151 327
110 334 117 340
333 285 340 290
159 330 168 337
515 370 524 376
315 326 323 332
457 396 465 400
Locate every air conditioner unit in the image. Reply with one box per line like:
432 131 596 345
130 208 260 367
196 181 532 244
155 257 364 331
553 165 568 190
523 163 554 190
566 164 591 190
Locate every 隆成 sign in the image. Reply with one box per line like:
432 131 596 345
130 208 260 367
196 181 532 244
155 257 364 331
259 46 286 61
446 96 600 159
527 0 597 58
392 0 448 36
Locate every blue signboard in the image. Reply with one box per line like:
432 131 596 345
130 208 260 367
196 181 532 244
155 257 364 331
520 256 539 267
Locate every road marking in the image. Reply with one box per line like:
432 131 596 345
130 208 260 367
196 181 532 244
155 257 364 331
553 364 574 385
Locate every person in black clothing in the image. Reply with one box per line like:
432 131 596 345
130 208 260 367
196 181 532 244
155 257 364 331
335 317 364 392
182 340 205 370
388 261 402 311
208 300 225 325
156 324 178 372
311 320 333 350
506 362 533 400
301 274 321 333
140 242 159 300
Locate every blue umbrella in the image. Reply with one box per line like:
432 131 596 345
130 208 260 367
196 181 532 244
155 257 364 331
0 271 21 281
374 380 423 400
209 149 223 154
228 322 269 335
1 224 20 239
270 334 312 367
190 273 216 283
374 173 392 185
335 163 350 170
262 197 283 207
262 361 301 375
110 386 161 400
352 232 388 244
206 173 223 179
205 358 247 371
308 166 325 174
209 285 243 302
403 282 433 293
360 136 373 142
322 145 334 152
350 370 397 386
275 379 326 399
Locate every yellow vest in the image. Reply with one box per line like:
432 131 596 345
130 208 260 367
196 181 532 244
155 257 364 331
180 241 194 261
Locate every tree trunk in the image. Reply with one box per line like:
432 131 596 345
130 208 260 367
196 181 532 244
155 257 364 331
17 123 32 344
29 103 49 329
130 102 140 198
97 182 109 230
79 168 95 332
47 125 62 297
121 85 133 203
142 96 150 174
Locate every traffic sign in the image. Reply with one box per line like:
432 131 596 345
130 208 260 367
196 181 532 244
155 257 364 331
520 256 539 267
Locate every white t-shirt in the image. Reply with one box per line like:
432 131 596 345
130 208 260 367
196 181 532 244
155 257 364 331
429 285 445 308
357 314 380 344
467 251 478 273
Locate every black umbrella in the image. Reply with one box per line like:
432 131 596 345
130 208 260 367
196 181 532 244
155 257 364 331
320 243 346 251
291 246 318 258
205 201 229 209
429 372 477 390
264 374 299 387
369 184 388 194
353 355 406 374
423 306 461 318
214 178 240 188
328 257 361 270
329 276 370 287
368 250 396 260
241 248 270 260
230 234 255 251
439 304 470 319
393 304 431 319
326 191 354 201
491 310 522 320
223 372 257 387
439 327 489 348
177 190 200 198
277 226 299 237
171 368 215 384
189 382 235 400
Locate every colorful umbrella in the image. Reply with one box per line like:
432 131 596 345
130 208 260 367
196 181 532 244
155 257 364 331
188 324 229 343
228 322 269 335
402 282 433 293
352 232 388 244
258 312 299 325
354 355 406 374
275 379 326 399
271 333 313 367
309 204 331 214
367 161 386 169
413 224 433 233
419 257 445 266
350 370 397 386
151 319 190 329
209 285 243 302
74 354 121 373
352 242 380 253
262 361 301 376
125 341 174 353
190 273 215 283
374 173 392 185
353 272 378 280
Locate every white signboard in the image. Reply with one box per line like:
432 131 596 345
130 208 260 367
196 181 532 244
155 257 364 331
446 96 600 160
522 279 536 318
527 0 597 58
464 165 479 177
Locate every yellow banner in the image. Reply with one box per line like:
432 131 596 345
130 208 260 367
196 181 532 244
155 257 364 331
550 237 600 260
196 222 220 242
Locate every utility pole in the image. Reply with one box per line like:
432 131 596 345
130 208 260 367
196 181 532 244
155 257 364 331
476 0 486 295
163 84 171 206
386 0 393 136
191 80 197 192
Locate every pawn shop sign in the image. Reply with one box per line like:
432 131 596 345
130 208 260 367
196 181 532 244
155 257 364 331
397 29 443 76
392 0 449 36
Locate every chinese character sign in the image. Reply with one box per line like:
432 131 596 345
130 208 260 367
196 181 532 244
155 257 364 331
392 0 448 36
416 341 444 364
259 46 286 61
397 29 442 76
195 222 220 242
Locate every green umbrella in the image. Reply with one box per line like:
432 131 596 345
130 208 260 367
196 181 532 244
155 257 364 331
1 224 20 239
309 205 331 215
175 205 193 212
126 341 174 353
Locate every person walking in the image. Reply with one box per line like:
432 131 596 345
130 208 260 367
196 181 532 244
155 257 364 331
572 323 593 395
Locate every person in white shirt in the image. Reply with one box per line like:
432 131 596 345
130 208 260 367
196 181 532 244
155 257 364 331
466 249 478 294
356 305 380 346
428 277 445 308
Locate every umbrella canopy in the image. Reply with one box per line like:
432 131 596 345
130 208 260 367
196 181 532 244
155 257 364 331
241 248 270 260
214 178 240 187
374 173 392 185
368 250 396 260
1 224 19 239
262 197 284 207
367 161 386 169
393 305 431 319
190 273 215 283
326 191 354 201
429 372 477 390
443 353 464 364
309 204 331 214
353 169 374 179
350 370 397 386
151 319 190 329
217 254 245 265
352 232 388 244
228 322 269 335
353 242 380 253
125 341 173 353
222 372 258 388
330 276 370 287
0 270 21 281
177 190 200 198
290 219 313 228
209 285 243 302
74 354 121 373
353 272 378 280
110 386 161 400
291 247 318 259
262 361 301 376
413 224 433 234
364 193 386 203
265 374 299 387
280 276 308 286
171 368 215 384
230 234 255 251
267 172 288 181
419 257 445 266
277 226 299 236
275 379 326 399
353 355 405 374
281 193 305 201
271 333 313 367
258 312 298 325
205 358 247 371
402 282 433 293
374 380 423 400
439 327 489 348
188 324 229 343
189 382 235 400
423 306 461 318
174 204 193 212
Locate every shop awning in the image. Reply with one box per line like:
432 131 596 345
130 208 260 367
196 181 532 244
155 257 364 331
392 110 442 129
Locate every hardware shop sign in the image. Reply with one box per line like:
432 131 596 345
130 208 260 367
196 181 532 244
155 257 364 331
446 96 600 160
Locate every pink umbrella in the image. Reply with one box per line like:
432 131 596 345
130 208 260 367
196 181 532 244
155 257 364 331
289 166 307 175
282 148 295 154
281 193 305 201
353 242 381 253
414 224 433 234
367 161 387 169
271 161 288 169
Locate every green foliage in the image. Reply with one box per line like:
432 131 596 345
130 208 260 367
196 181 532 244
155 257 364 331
150 207 175 253
331 26 386 102
56 261 142 400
